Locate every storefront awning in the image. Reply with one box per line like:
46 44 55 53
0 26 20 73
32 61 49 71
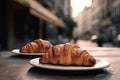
15 0 65 27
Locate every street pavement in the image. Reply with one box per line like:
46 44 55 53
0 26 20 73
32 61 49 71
76 40 113 47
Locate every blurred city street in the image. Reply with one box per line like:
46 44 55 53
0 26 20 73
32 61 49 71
0 0 120 51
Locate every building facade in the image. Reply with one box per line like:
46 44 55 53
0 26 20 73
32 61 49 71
107 0 120 44
75 0 120 44
74 0 103 39
37 0 71 44
74 7 92 38
0 0 71 50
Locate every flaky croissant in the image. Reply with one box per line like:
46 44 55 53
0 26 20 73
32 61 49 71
20 39 53 53
39 43 96 66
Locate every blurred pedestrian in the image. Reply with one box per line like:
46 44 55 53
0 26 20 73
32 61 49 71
96 31 105 47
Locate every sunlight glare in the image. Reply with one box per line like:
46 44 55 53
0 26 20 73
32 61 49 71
71 0 92 18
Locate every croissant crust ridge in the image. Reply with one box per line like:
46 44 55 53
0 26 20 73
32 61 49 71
20 39 53 53
39 43 96 66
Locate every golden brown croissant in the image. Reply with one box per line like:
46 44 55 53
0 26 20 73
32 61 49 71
20 39 53 53
39 43 96 66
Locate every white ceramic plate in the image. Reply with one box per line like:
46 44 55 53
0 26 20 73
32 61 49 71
29 58 110 71
12 49 45 55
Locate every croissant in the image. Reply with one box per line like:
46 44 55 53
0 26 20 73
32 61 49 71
39 43 96 66
20 39 53 53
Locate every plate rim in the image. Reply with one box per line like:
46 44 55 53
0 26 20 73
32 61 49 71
29 58 110 71
12 49 45 55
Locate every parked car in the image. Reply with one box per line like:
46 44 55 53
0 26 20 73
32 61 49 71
116 34 120 47
90 35 97 42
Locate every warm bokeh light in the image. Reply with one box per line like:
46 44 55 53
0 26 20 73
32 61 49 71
71 0 92 18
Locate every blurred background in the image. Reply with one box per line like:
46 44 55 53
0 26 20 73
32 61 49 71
0 0 120 51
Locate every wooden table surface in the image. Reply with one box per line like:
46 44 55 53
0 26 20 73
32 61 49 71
0 47 120 80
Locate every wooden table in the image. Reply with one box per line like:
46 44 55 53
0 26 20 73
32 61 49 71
0 47 120 80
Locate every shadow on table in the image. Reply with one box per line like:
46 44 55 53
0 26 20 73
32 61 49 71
27 67 112 79
9 55 41 59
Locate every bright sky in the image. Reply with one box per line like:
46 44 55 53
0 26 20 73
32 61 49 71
71 0 92 18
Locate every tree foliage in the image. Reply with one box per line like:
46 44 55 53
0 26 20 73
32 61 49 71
63 15 77 39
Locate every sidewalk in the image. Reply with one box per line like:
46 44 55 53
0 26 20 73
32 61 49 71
76 40 113 47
